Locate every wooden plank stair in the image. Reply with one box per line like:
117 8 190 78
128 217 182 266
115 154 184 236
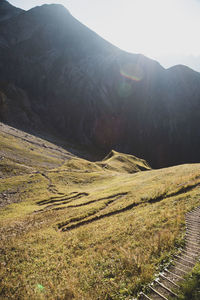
138 205 200 299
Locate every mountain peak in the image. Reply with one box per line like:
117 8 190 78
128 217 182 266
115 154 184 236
0 0 24 22
28 3 70 16
168 64 197 72
0 2 200 169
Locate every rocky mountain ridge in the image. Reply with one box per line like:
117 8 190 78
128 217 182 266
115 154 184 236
0 0 23 23
0 1 200 168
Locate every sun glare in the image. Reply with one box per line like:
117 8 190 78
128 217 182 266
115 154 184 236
116 0 200 57
8 0 200 70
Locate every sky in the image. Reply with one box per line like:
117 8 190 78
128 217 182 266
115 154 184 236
8 0 200 72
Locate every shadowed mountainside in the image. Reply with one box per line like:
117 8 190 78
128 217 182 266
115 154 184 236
0 1 200 167
0 0 23 22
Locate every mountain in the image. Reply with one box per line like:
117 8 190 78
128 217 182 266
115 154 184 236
157 53 200 73
0 0 23 23
0 1 200 168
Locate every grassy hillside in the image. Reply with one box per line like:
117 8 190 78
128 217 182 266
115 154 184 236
0 123 200 300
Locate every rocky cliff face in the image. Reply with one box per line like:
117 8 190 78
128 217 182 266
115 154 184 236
0 1 200 168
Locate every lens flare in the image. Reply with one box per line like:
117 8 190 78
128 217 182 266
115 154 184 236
37 284 45 291
120 63 143 82
117 82 132 98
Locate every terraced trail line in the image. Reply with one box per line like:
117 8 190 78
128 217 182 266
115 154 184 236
138 206 200 300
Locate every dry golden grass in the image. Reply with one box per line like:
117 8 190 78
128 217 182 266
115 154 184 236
0 125 200 299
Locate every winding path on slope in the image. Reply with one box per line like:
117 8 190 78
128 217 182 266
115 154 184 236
138 206 200 300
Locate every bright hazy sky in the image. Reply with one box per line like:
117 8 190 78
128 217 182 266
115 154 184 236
8 0 200 72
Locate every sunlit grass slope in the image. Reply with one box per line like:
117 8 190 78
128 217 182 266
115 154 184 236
96 150 151 173
0 123 200 300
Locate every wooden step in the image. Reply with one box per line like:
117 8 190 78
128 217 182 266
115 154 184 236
153 281 176 299
174 260 191 271
186 218 200 222
156 280 178 297
181 249 199 257
172 265 188 275
164 268 184 281
138 291 153 300
181 252 197 262
186 226 200 231
149 286 168 300
159 273 179 288
174 255 194 266
186 240 200 246
185 245 200 252
185 234 200 241
186 232 200 237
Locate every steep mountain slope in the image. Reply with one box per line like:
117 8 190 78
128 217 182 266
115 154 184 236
1 123 200 299
0 1 200 168
0 0 23 23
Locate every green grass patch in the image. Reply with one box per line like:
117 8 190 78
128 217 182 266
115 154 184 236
1 125 200 299
175 263 200 300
